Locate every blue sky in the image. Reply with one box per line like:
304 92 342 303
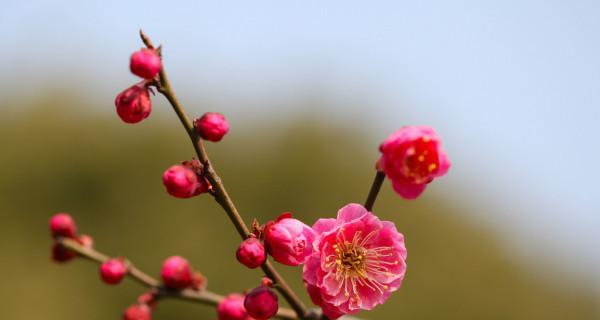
1 0 599 286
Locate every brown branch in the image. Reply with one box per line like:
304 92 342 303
364 171 386 211
139 30 311 319
56 237 298 320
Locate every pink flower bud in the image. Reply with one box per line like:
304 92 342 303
379 126 450 199
236 237 266 269
194 112 230 142
162 165 209 198
115 83 152 124
100 258 128 285
123 304 152 320
51 243 76 263
160 256 193 289
244 287 278 320
130 49 161 79
49 213 77 238
217 293 251 320
264 217 316 266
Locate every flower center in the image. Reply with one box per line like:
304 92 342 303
325 229 399 302
403 136 440 183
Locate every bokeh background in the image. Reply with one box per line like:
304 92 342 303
1 1 599 319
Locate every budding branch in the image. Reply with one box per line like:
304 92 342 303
140 30 313 320
57 237 298 320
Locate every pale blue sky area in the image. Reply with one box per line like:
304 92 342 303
1 1 599 285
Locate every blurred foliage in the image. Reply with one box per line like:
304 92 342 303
0 95 597 319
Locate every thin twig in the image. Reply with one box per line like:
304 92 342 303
140 30 311 319
364 171 386 211
56 237 298 320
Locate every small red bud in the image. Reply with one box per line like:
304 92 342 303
236 238 266 269
100 258 128 285
244 287 279 320
162 165 208 198
260 277 274 288
51 243 76 263
194 112 229 142
77 234 94 248
160 256 193 289
49 213 77 238
123 303 152 320
130 49 161 79
217 293 251 320
115 83 152 124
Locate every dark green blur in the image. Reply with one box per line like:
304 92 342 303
0 96 597 319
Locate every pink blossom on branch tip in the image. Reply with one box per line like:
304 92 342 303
379 125 450 199
303 203 407 319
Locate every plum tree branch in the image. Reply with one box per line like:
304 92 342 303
139 30 311 320
56 237 298 320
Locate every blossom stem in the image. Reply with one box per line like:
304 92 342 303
56 237 298 319
364 171 386 211
140 30 310 319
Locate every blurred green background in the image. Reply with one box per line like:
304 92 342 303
0 94 597 319
2 1 600 319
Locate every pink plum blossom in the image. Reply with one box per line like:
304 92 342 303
303 203 407 319
379 126 450 199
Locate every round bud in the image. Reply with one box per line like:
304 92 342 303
236 238 266 269
244 287 279 320
51 243 76 263
130 49 161 79
217 293 250 320
123 303 152 320
162 165 207 198
160 256 193 289
49 213 77 238
264 217 316 266
115 83 152 124
100 258 128 285
194 112 230 142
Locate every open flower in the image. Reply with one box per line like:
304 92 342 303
379 126 450 199
303 204 407 319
